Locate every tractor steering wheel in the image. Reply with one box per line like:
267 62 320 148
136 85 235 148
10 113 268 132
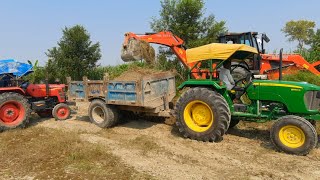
232 68 253 94
230 62 251 82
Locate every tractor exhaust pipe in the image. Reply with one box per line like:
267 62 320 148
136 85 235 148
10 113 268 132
279 48 283 80
45 78 49 97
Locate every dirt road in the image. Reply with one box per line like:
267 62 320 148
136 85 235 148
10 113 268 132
1 102 320 180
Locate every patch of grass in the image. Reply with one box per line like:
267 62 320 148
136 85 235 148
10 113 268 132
283 71 320 85
0 127 152 179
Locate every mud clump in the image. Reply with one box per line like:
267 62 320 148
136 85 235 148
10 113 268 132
121 39 155 64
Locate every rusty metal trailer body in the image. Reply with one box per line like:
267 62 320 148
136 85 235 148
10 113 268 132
67 72 176 127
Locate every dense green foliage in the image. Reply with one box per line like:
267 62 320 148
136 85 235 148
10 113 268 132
150 0 226 84
24 60 46 83
151 0 226 48
295 49 320 63
282 20 315 50
283 71 320 86
281 20 320 65
46 25 101 83
309 29 320 51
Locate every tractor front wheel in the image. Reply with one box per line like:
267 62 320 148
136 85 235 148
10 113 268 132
88 99 119 128
270 115 317 155
0 92 31 131
175 87 231 142
52 103 71 120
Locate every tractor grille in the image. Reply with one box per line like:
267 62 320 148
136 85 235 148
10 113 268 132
304 91 320 110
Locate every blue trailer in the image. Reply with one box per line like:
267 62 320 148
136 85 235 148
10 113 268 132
67 72 176 127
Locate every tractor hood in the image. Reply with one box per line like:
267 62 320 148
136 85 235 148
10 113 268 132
248 80 320 114
252 80 320 91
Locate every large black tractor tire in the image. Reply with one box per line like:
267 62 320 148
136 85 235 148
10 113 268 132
52 103 71 120
0 92 31 131
88 99 119 128
270 115 317 155
175 87 231 142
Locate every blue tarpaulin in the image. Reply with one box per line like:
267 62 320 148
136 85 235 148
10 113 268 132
0 59 33 77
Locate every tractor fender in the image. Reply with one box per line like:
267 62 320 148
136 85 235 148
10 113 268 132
88 97 106 103
0 87 26 95
178 80 224 90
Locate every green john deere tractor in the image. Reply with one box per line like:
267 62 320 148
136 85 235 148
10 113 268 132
175 43 320 155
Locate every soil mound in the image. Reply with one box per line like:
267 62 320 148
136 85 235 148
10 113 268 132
113 67 162 81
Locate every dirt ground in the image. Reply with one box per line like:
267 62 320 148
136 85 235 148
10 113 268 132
1 102 320 180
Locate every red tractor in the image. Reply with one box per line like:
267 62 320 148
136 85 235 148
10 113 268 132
0 59 72 131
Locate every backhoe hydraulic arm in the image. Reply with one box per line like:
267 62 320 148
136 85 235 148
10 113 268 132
122 31 201 79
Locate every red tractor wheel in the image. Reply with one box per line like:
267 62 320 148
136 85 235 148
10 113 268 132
52 103 71 120
0 93 31 130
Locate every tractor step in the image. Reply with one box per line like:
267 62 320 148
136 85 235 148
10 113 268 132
234 104 247 112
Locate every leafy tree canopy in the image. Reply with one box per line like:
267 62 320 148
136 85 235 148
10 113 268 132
309 29 320 51
282 20 315 49
151 0 226 48
46 25 101 82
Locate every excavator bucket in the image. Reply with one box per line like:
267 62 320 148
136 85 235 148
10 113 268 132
121 39 155 63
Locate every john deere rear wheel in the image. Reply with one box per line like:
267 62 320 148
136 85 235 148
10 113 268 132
175 87 231 142
0 92 31 131
270 115 317 155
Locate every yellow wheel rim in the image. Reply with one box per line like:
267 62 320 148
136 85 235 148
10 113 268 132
183 100 214 132
279 125 305 148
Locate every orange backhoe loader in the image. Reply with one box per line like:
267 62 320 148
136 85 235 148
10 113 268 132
121 31 320 80
122 31 206 79
218 32 320 79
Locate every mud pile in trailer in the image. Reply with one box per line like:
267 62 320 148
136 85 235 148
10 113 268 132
121 39 155 64
113 67 165 81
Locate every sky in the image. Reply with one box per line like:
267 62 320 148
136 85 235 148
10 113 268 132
0 0 319 66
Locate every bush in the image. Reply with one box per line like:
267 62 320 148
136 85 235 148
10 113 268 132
296 49 320 63
283 71 320 85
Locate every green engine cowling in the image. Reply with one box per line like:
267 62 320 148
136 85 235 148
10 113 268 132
247 80 320 115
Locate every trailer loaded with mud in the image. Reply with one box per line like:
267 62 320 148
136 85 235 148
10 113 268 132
68 69 176 127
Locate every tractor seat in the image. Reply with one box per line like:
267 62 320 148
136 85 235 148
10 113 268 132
20 81 30 90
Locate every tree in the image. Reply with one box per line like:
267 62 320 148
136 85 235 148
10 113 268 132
25 60 46 83
282 20 315 50
150 0 226 83
151 0 226 48
309 29 320 51
46 25 101 82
